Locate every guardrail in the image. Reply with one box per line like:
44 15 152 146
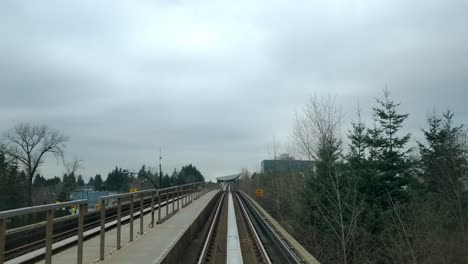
0 182 209 264
97 182 206 261
0 200 88 264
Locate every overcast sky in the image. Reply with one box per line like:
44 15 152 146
1 0 467 182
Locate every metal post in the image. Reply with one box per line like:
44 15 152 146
130 194 134 241
177 187 180 211
45 209 53 264
190 185 192 203
140 193 144 235
165 190 169 216
100 199 106 260
172 190 175 213
0 218 5 264
117 197 122 249
151 192 155 228
158 191 161 223
77 203 85 264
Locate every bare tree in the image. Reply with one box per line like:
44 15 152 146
64 156 83 176
2 123 68 206
266 135 282 160
294 95 366 263
293 95 342 160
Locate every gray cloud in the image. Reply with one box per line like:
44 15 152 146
1 0 467 181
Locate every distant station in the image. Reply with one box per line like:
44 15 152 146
216 173 241 188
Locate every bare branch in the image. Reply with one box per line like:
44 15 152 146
1 123 68 206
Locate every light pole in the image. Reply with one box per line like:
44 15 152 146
159 149 163 189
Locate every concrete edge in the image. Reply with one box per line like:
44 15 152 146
241 191 320 264
159 190 222 264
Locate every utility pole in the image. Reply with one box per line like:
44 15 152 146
159 148 162 188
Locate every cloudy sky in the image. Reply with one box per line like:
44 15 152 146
1 0 467 182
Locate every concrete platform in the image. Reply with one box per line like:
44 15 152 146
27 190 219 264
101 190 220 264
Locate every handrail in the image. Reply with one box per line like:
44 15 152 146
0 182 208 264
97 182 205 260
0 200 88 219
0 199 89 264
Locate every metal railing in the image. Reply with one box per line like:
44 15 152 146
97 182 205 261
0 200 88 264
0 182 208 264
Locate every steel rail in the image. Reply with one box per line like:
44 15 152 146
197 192 225 264
233 192 272 264
236 191 303 264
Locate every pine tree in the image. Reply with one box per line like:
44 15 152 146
347 106 367 168
368 89 412 204
94 174 104 191
419 110 468 230
0 153 26 211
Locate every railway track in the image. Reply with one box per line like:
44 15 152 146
4 192 176 262
195 187 303 264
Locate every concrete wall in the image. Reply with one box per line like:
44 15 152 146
160 191 222 264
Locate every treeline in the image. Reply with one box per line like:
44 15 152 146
89 164 205 192
241 90 468 264
0 161 204 212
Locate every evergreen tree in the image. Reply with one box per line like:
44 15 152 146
171 169 179 185
88 176 95 187
33 174 47 186
77 175 85 186
347 106 368 169
93 174 104 191
178 164 205 184
419 110 468 230
0 153 26 211
367 89 412 205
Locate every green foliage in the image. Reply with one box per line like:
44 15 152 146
104 167 133 192
0 153 26 211
93 174 104 191
241 90 468 263
76 175 85 186
360 90 412 235
419 110 468 231
178 164 204 183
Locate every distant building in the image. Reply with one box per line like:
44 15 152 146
216 173 241 184
261 155 314 174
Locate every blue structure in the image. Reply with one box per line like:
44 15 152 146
70 190 117 209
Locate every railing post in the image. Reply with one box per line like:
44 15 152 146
158 190 161 223
0 218 5 264
165 190 169 217
45 209 53 264
190 185 193 203
172 189 175 213
177 187 180 211
117 197 122 249
140 193 144 235
77 203 85 264
151 191 155 228
100 198 106 260
130 194 134 241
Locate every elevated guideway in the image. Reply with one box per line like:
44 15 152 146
0 182 319 264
